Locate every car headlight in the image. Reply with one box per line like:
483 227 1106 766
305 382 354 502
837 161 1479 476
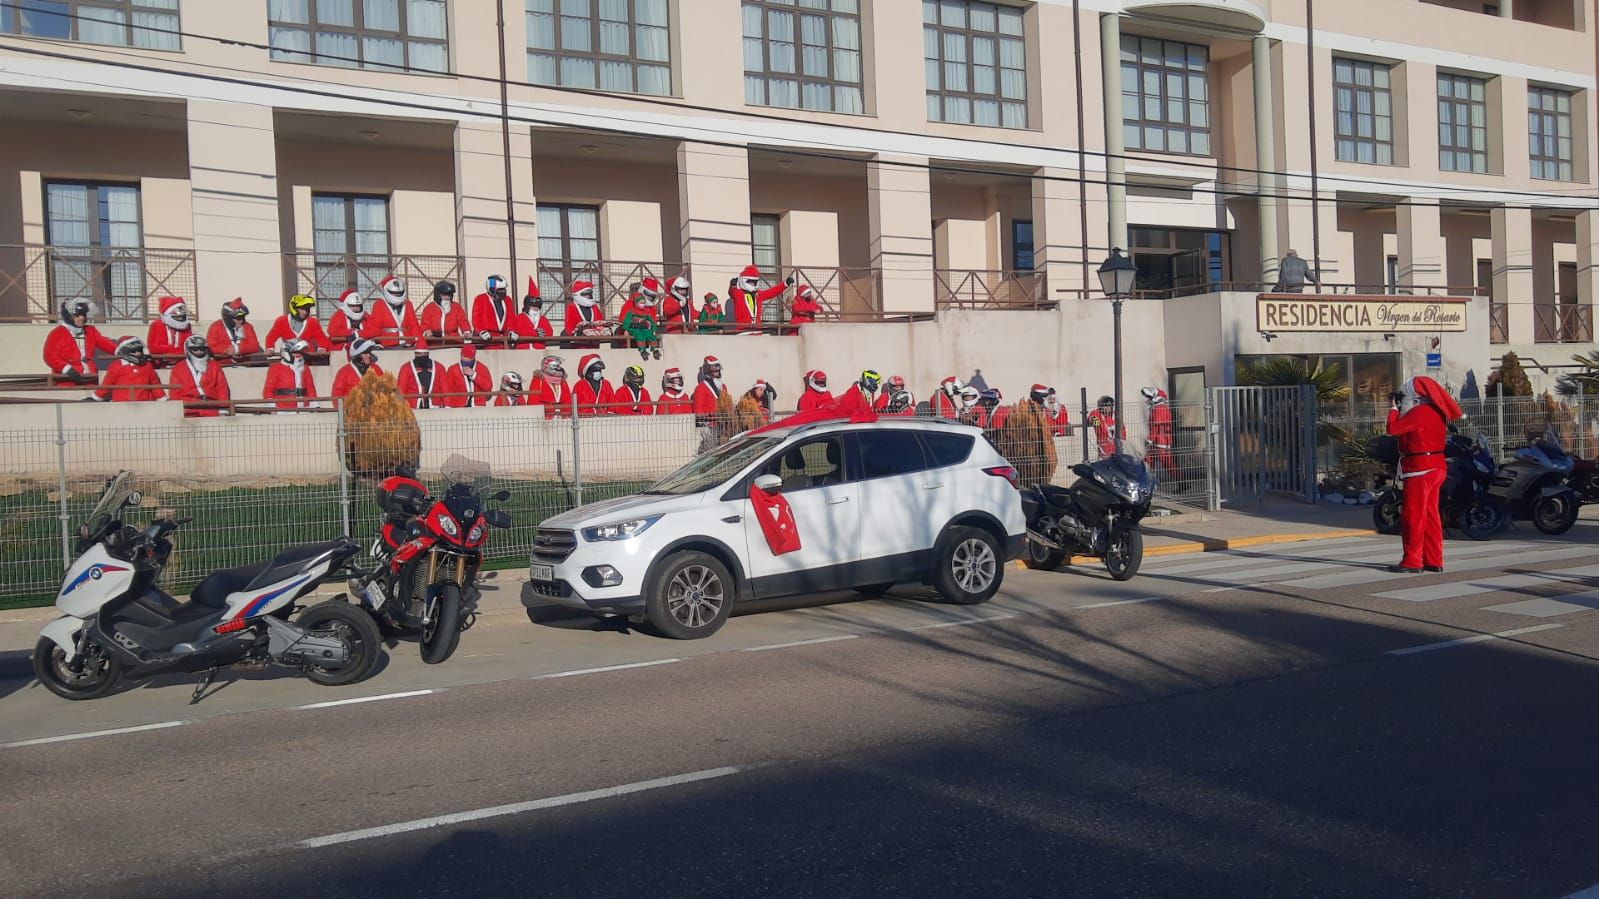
582 514 662 542
437 516 459 538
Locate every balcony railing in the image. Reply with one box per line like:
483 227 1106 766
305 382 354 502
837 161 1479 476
1489 302 1509 344
286 253 466 320
934 270 1053 310
535 259 689 322
0 244 197 324
1534 303 1592 344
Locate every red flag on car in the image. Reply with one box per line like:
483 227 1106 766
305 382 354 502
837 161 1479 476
749 482 802 556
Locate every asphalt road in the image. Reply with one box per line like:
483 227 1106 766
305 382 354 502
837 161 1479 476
3 530 1599 898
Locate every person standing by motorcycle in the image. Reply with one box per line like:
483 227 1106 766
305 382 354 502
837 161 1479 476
1141 386 1176 483
1387 376 1463 573
1088 396 1123 458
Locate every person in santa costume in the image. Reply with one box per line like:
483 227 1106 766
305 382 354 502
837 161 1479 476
1387 376 1463 573
420 280 468 342
331 337 383 402
507 278 553 349
735 379 774 431
396 341 448 410
620 277 664 360
1140 386 1175 484
327 290 367 347
266 294 333 354
614 364 654 415
965 388 1003 430
145 296 193 364
729 265 793 332
43 299 117 385
262 338 319 411
206 298 261 363
471 274 514 343
932 376 964 419
656 367 692 415
1044 387 1071 436
697 292 727 332
563 280 607 336
448 343 494 407
834 369 881 417
1087 395 1123 459
97 337 163 402
167 334 231 417
692 355 734 448
528 355 572 418
574 353 615 416
797 370 833 412
789 284 822 328
493 371 527 406
362 277 421 347
875 375 915 415
660 276 695 333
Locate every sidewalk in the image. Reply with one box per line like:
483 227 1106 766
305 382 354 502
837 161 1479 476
1138 495 1377 557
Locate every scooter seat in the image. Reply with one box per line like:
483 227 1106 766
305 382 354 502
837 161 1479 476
245 539 358 592
189 562 268 609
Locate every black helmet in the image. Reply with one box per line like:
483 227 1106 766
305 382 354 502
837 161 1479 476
60 299 90 327
859 369 882 394
1097 395 1115 410
433 280 456 302
623 364 645 389
116 336 148 365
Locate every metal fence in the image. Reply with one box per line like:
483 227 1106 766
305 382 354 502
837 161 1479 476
0 244 198 324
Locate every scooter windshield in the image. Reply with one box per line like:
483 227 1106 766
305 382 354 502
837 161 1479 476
85 471 137 530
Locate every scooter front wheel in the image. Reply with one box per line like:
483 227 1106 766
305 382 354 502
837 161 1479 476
32 636 123 701
1459 499 1508 541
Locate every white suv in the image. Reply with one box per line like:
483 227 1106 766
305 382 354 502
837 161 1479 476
522 419 1027 639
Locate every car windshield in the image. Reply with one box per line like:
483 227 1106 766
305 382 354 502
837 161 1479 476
644 436 785 496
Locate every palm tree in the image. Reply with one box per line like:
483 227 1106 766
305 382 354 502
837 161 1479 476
1236 356 1350 405
1556 350 1599 398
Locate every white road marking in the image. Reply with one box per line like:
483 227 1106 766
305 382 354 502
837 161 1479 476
1386 624 1565 656
1 720 190 748
294 689 438 711
1481 593 1599 619
909 613 1019 630
1374 564 1599 602
1280 546 1597 590
742 634 862 651
296 766 746 849
534 658 680 679
1073 597 1164 610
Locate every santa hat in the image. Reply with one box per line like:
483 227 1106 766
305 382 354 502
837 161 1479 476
115 336 143 356
525 276 540 300
1408 375 1462 420
338 288 365 319
798 285 818 299
739 265 761 280
669 275 690 294
222 297 249 317
459 344 477 363
571 280 594 295
662 366 684 385
807 370 828 391
703 355 721 368
158 296 190 330
752 378 768 396
578 353 604 379
639 277 662 297
412 337 430 356
380 276 407 305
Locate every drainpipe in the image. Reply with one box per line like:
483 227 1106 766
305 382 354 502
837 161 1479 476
496 0 518 291
1305 0 1324 278
1073 0 1090 293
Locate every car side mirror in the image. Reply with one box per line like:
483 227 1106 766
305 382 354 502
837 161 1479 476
753 474 782 493
487 510 513 529
491 490 511 502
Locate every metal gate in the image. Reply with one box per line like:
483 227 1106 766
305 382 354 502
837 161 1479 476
1210 385 1317 505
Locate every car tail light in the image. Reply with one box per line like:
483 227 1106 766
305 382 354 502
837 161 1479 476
984 465 1020 488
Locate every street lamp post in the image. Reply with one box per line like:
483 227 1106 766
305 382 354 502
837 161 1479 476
1097 248 1137 454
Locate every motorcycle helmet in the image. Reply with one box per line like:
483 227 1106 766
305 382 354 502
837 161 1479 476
669 276 691 302
580 355 605 382
702 355 722 380
662 367 685 393
412 340 431 369
524 277 543 313
337 289 365 321
183 334 210 359
433 280 457 304
115 336 148 366
623 364 645 389
1029 384 1049 404
637 277 661 304
501 371 524 391
886 375 905 393
60 299 90 327
279 337 310 365
807 370 828 392
1140 386 1166 404
381 276 408 306
1096 395 1115 413
958 386 980 408
859 369 882 395
941 376 963 399
485 274 508 301
222 298 249 322
541 355 565 378
348 337 379 371
288 293 317 319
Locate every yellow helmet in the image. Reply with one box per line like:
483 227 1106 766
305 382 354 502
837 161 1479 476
289 294 317 313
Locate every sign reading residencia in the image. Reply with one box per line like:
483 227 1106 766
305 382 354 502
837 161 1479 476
1255 294 1469 333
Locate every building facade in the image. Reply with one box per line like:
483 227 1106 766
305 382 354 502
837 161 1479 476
0 0 1594 403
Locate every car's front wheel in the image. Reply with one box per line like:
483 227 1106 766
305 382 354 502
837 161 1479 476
644 551 735 640
932 526 1003 605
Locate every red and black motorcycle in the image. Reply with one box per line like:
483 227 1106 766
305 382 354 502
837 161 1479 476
357 456 512 664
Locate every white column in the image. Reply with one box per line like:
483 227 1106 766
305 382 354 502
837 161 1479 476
677 140 752 296
454 123 536 298
1099 13 1127 253
1492 205 1535 342
1577 209 1599 314
1031 166 1090 299
1252 36 1280 287
187 101 282 320
1499 0 1513 17
867 153 934 314
1397 200 1446 293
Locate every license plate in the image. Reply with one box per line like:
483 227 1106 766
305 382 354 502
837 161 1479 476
530 563 555 582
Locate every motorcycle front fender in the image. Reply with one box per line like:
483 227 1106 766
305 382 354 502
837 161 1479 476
40 615 86 662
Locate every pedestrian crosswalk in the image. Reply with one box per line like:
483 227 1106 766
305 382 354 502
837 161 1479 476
1140 535 1599 626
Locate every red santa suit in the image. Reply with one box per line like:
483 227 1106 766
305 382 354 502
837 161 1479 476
1143 389 1175 482
471 277 514 341
331 362 383 402
657 390 692 415
563 281 606 336
1088 410 1122 459
798 389 834 412
205 318 261 363
265 313 332 354
614 383 654 415
509 306 554 349
932 379 964 419
529 373 572 418
574 354 615 416
833 384 876 417
145 296 193 363
421 298 470 342
262 359 319 411
789 287 822 326
493 392 527 407
730 266 788 331
448 348 494 408
97 358 164 402
44 323 117 380
361 300 420 348
660 277 695 334
167 357 231 417
692 378 729 418
327 290 368 347
396 354 448 410
1047 404 1071 436
1388 377 1461 571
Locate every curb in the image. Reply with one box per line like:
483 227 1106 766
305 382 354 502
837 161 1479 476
1016 528 1378 569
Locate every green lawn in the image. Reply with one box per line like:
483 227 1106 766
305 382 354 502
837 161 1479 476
0 476 651 610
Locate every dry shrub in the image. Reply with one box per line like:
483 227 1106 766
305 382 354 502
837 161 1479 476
343 370 421 481
997 400 1058 486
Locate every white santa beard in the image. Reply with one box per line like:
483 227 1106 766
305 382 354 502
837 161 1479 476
190 356 209 375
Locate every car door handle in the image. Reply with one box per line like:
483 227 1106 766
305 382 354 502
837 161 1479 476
828 497 850 505
721 515 742 524
922 483 944 490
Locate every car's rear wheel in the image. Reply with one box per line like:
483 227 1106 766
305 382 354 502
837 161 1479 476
932 526 1003 605
644 551 734 640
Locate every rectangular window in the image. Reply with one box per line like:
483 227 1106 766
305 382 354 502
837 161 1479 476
1011 219 1034 270
1528 86 1574 181
922 0 1028 129
2 0 180 50
1130 227 1228 296
751 213 783 323
312 194 390 318
269 0 449 73
536 203 600 304
1120 34 1210 155
1333 58 1394 165
743 0 864 114
527 0 672 96
1386 255 1399 294
45 181 147 322
1438 72 1489 173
